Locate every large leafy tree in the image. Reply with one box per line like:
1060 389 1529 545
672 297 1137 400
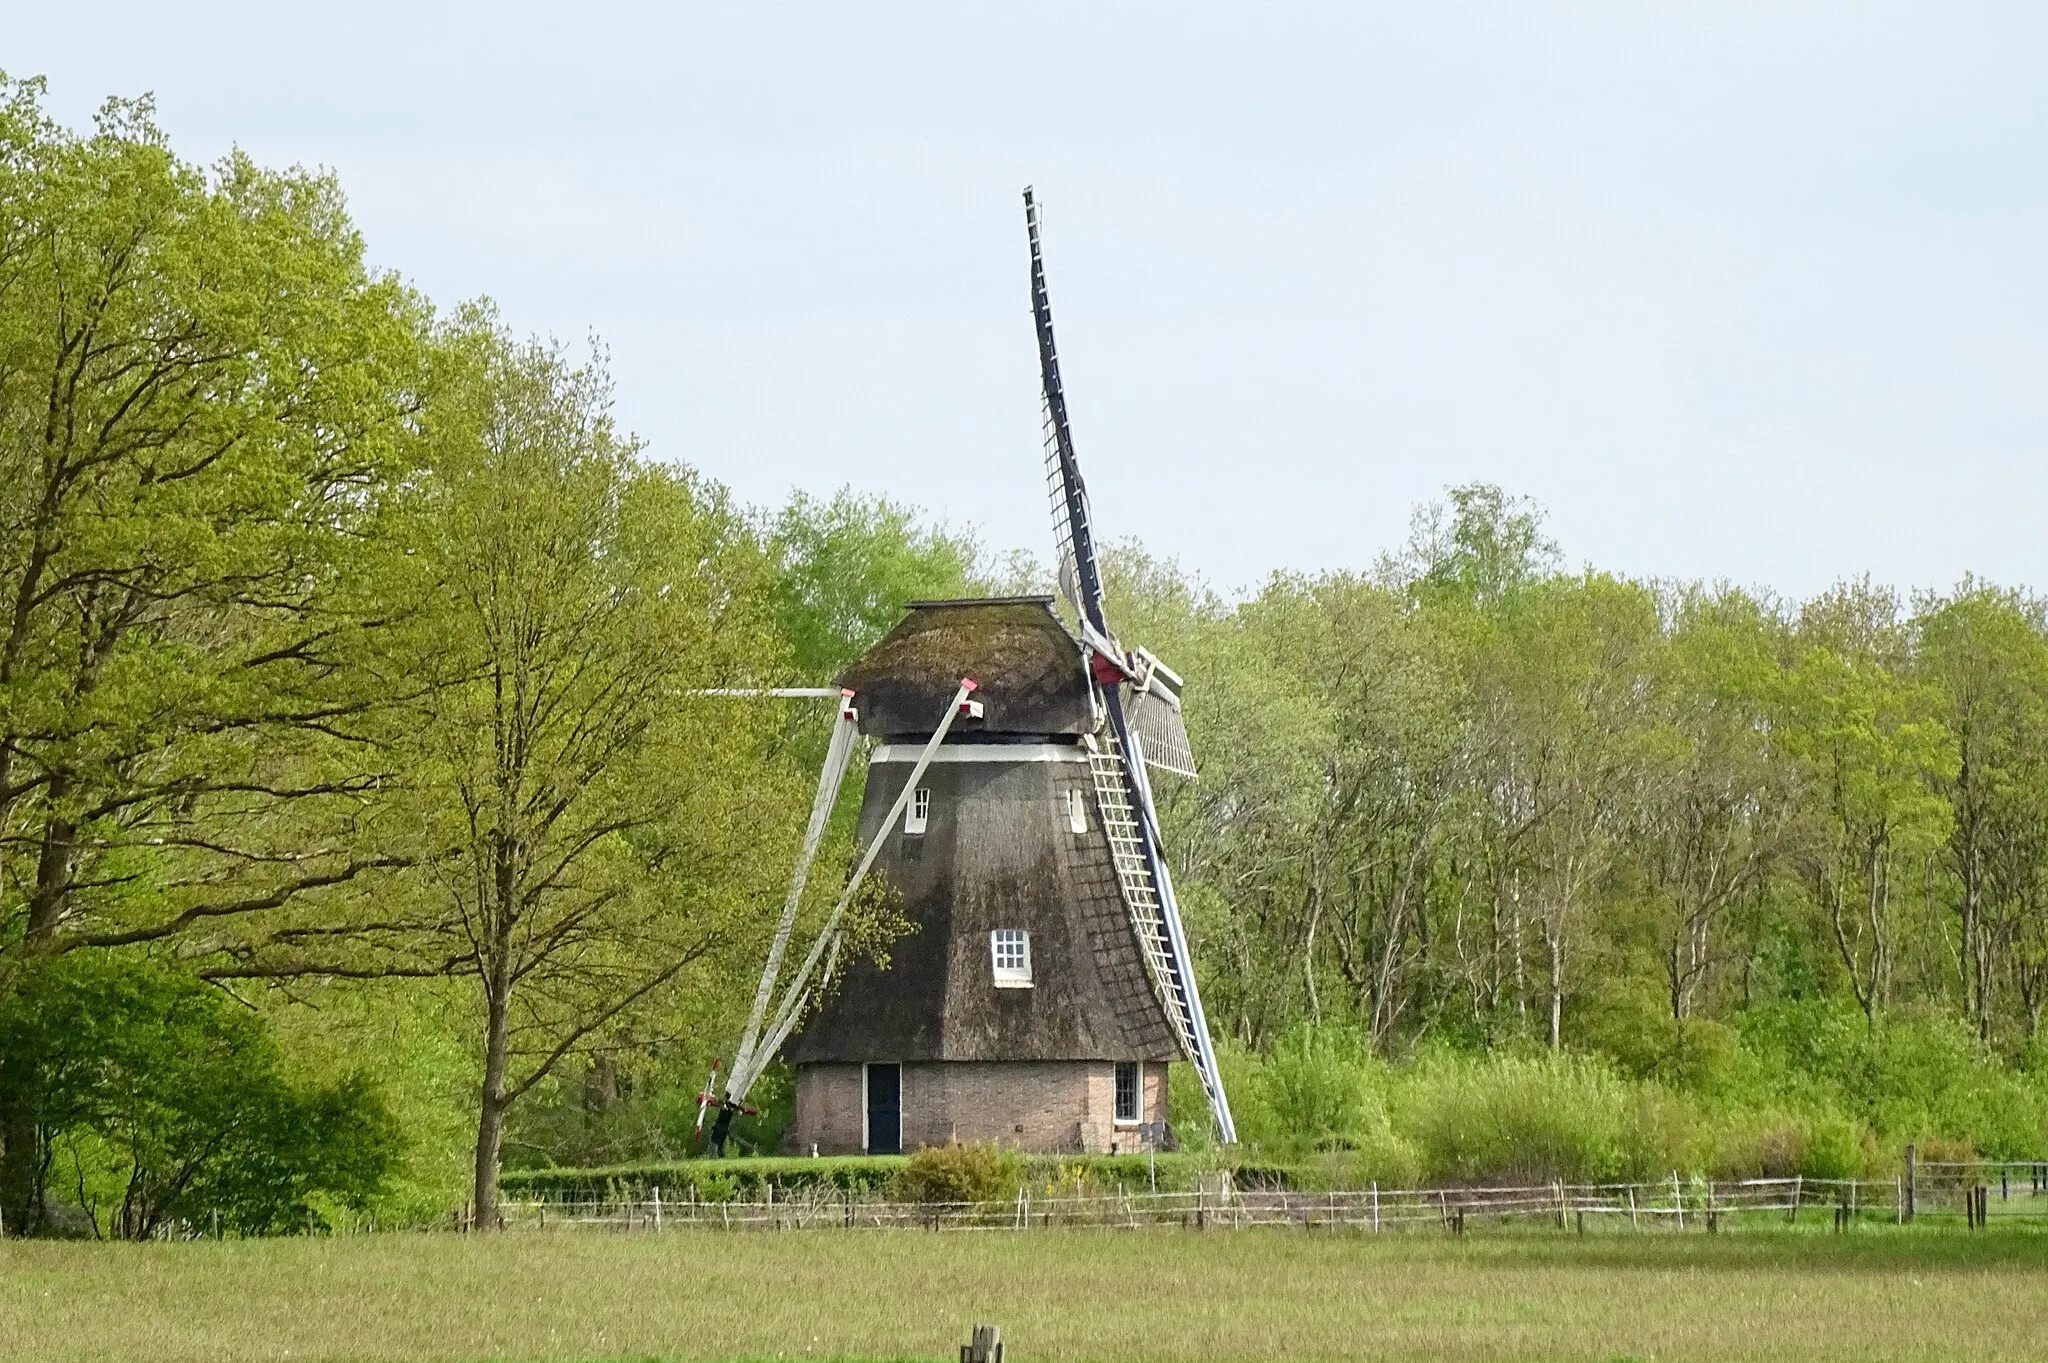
1914 584 2048 1041
386 316 799 1226
0 78 422 1229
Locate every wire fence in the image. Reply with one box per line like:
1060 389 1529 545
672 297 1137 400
483 1161 2048 1235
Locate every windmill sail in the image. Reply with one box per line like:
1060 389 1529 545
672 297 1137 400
1023 188 1235 1143
1026 197 1102 636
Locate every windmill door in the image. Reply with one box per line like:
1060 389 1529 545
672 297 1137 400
864 1063 902 1154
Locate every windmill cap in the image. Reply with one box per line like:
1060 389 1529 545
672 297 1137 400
838 598 1094 741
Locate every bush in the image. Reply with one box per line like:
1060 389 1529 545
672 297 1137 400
0 954 400 1237
1391 1050 1635 1184
1737 1002 2046 1160
891 1142 1021 1204
1253 1025 1386 1151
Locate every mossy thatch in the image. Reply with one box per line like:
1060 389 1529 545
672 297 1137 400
839 597 1094 739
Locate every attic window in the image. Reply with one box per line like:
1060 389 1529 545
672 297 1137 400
1066 787 1088 835
904 787 930 835
991 929 1032 987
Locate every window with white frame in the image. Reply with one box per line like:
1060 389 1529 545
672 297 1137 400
1114 1061 1142 1124
904 786 930 835
1066 787 1088 835
990 928 1032 987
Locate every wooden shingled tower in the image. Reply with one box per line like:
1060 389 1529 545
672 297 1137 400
706 190 1235 1157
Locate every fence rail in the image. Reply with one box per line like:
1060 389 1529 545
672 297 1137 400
482 1163 2048 1234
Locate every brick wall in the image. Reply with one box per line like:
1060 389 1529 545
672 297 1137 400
790 1062 865 1155
792 1060 1172 1155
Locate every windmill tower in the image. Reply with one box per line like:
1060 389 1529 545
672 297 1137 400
709 191 1234 1156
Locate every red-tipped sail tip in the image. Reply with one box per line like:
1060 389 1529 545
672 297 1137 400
959 677 979 692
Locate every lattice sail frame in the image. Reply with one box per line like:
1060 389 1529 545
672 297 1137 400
1025 187 1236 1144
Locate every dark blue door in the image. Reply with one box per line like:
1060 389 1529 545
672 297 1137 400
865 1063 901 1154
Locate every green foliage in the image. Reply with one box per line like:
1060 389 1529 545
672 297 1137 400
0 955 399 1237
890 1142 1022 1204
1256 1025 1383 1148
767 489 978 680
1389 1050 1635 1184
0 74 426 964
498 1152 1267 1201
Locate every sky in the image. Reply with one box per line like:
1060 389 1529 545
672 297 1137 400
8 3 2047 601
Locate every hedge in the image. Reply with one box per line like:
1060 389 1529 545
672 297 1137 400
499 1152 1295 1201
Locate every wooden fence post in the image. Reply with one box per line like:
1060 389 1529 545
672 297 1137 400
1903 1143 1916 1223
961 1323 1003 1363
1671 1171 1683 1231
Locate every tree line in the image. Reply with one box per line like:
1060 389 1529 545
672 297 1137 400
1124 488 2048 1066
2 80 2040 1237
0 81 971 1235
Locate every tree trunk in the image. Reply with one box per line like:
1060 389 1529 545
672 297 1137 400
0 1111 40 1238
0 879 66 1237
471 950 513 1231
1546 931 1563 1051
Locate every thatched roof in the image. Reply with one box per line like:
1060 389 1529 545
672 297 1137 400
838 597 1094 740
786 753 1179 1066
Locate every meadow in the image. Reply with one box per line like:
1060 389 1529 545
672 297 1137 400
1 1225 2043 1363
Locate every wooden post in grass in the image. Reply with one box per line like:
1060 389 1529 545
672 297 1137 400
1671 1172 1684 1231
1371 1183 1380 1233
1904 1143 1916 1223
1628 1185 1639 1230
653 1185 662 1232
962 1323 1003 1363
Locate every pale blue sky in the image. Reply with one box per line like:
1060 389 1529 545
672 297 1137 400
9 3 2046 600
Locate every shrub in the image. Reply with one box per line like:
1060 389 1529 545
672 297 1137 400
0 954 400 1237
1391 1050 1634 1184
1253 1024 1386 1151
891 1142 1021 1204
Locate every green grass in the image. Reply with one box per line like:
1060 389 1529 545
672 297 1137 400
2 1225 2044 1361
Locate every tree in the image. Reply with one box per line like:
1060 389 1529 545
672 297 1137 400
767 490 978 681
1638 587 1795 1021
0 952 398 1238
0 78 421 1229
388 318 798 1227
1474 574 1661 1049
1914 583 2048 1041
1780 585 1957 1022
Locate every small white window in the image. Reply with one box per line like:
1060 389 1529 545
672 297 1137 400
1115 1061 1142 1124
1066 787 1088 835
990 928 1032 987
904 787 930 835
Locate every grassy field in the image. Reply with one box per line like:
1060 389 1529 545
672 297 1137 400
2 1225 2044 1362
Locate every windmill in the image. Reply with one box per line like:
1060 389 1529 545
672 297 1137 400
707 190 1235 1154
